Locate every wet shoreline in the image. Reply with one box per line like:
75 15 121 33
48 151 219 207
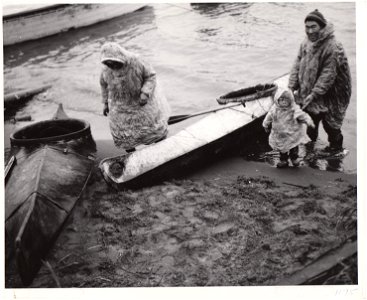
5 162 357 288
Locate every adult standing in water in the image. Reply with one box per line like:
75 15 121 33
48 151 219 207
100 42 170 152
288 9 351 152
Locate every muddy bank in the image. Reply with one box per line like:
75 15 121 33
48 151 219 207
6 161 357 288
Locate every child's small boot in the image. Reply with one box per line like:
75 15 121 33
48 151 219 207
291 157 302 167
277 152 289 168
289 146 301 167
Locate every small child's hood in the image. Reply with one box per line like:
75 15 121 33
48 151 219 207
273 87 296 109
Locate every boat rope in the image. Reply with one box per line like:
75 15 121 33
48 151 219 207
255 98 269 114
180 129 208 144
228 106 258 120
164 3 194 13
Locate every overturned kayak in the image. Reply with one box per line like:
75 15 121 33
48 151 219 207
5 106 95 286
99 75 289 189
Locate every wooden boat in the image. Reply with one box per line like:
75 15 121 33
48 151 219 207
5 105 95 286
99 74 289 190
3 3 146 46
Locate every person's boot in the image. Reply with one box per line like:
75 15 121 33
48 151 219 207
277 152 289 168
320 139 343 154
289 146 301 167
322 129 344 154
321 145 343 153
277 160 289 168
291 157 302 167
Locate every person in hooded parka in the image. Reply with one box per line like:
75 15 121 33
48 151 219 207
263 88 315 168
288 9 352 153
100 42 170 151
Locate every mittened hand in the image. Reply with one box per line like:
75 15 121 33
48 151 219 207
302 94 314 109
139 93 149 106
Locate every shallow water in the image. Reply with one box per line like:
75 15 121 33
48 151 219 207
3 3 356 173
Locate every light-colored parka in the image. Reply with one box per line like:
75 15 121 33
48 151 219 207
288 23 351 129
263 88 314 153
100 42 170 149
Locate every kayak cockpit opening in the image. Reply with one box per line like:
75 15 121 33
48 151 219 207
10 119 91 147
217 83 277 105
109 161 126 178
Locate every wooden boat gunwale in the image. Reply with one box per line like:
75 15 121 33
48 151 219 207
2 3 147 46
3 4 69 20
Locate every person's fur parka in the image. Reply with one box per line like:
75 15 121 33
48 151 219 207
100 42 170 149
288 23 351 129
263 88 314 153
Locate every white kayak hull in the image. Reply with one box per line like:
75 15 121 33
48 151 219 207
99 75 289 189
3 4 146 46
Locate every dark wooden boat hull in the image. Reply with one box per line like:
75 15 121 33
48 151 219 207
5 146 94 285
5 106 95 285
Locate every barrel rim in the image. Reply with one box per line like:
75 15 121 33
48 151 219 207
10 118 91 146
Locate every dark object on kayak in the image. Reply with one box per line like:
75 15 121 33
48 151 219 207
100 75 288 190
5 105 95 286
4 85 52 108
13 115 32 122
217 83 277 105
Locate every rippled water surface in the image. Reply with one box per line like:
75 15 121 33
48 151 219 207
3 3 356 173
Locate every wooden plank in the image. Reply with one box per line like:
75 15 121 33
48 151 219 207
275 239 357 285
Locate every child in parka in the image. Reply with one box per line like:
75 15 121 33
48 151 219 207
263 87 315 168
100 42 170 152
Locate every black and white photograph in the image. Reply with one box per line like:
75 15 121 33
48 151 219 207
2 1 366 299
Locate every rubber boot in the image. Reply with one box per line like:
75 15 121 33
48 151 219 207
290 146 302 167
277 152 289 168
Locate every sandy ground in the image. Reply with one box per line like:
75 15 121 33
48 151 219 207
5 157 357 288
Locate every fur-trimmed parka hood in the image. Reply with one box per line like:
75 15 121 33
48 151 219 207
304 22 335 50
